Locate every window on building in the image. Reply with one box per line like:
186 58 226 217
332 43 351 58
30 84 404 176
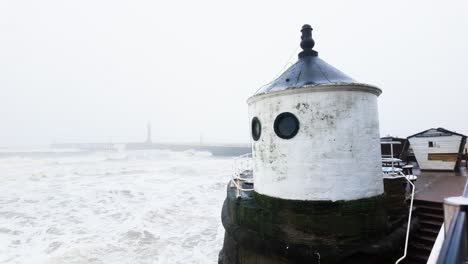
428 141 434 148
274 112 299 139
251 117 262 141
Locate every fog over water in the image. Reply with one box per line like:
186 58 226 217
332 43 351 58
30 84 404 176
1 0 468 146
0 149 231 263
1 1 468 263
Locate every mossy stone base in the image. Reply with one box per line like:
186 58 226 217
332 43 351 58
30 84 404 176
220 183 409 264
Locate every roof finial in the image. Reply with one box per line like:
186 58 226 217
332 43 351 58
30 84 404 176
298 24 318 58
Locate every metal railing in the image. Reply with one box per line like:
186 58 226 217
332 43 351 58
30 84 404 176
393 170 416 264
436 181 468 264
230 153 254 198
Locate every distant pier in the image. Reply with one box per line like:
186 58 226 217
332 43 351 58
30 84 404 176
51 142 251 157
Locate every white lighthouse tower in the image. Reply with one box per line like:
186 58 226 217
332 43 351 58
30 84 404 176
248 24 383 202
219 25 409 264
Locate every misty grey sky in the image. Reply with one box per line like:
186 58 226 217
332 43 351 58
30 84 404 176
1 0 467 146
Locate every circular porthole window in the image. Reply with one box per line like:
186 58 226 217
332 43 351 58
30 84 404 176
251 117 262 141
274 112 299 139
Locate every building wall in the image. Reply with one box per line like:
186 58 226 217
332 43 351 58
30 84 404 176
248 85 383 201
409 135 463 170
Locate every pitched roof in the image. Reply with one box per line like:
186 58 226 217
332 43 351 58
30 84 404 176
256 56 356 95
407 127 467 139
255 24 358 95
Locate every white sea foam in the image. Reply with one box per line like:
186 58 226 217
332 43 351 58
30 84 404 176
0 149 233 264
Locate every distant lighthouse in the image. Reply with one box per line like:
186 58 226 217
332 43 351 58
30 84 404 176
146 122 152 144
219 25 410 264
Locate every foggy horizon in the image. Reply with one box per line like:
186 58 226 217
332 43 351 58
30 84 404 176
1 0 467 147
2 2 468 263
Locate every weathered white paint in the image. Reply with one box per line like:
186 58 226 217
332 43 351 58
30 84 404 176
408 134 463 171
248 84 383 201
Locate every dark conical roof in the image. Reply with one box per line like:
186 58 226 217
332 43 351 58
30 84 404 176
256 25 357 95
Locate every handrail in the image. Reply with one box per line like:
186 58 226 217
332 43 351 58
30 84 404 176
435 179 468 264
427 224 445 264
230 173 254 198
230 153 254 198
394 170 416 264
437 211 466 264
230 178 255 192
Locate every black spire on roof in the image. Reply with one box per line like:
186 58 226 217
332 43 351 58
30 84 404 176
298 24 318 58
255 24 357 95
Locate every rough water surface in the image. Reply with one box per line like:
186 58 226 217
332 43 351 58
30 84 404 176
0 149 233 264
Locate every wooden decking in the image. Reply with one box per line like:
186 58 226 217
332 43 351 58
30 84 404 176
413 165 467 203
402 165 467 263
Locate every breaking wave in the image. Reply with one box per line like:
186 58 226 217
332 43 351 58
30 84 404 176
0 149 232 264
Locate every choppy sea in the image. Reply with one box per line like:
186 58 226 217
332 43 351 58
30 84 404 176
0 149 233 264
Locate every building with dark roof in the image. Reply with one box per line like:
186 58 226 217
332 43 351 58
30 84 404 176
407 128 467 171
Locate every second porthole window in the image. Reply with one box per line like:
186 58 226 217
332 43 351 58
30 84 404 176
251 117 262 141
274 112 299 139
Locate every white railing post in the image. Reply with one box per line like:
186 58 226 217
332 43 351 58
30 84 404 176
395 171 416 264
